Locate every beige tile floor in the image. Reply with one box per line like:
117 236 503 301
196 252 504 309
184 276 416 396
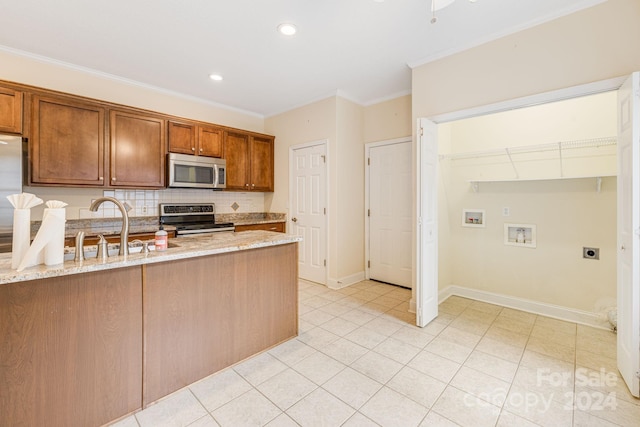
111 280 640 427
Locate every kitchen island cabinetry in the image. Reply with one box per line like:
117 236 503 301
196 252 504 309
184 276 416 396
109 109 165 188
30 94 106 186
0 267 142 427
143 243 297 405
0 232 299 426
0 86 23 134
224 130 274 191
168 120 223 157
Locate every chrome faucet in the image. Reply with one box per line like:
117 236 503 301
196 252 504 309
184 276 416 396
89 197 129 256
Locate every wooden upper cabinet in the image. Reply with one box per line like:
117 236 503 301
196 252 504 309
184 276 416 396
168 120 223 158
167 120 196 155
250 135 274 192
110 110 165 188
223 131 274 192
0 87 23 134
224 131 250 190
198 125 223 157
30 95 105 186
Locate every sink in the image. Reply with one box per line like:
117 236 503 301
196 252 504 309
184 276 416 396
64 241 179 261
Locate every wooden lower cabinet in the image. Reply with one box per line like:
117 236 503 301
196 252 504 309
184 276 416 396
0 267 143 427
235 222 285 233
143 243 298 405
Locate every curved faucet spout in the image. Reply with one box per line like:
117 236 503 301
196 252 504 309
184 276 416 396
89 197 130 256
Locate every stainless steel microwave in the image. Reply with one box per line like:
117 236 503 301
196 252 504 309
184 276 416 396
167 153 226 189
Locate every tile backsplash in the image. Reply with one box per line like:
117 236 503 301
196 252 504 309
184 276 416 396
23 186 265 220
84 189 266 219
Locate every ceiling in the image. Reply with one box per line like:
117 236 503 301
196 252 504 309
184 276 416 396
0 0 603 117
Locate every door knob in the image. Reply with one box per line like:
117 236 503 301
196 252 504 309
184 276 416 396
292 217 298 222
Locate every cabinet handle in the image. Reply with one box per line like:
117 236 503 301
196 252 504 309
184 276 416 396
292 217 298 222
199 148 203 152
252 183 255 187
99 176 103 180
112 177 116 181
245 183 249 187
192 147 196 151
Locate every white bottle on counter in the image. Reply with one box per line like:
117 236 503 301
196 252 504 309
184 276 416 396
155 226 168 251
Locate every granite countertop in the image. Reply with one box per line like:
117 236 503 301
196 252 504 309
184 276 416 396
0 230 301 285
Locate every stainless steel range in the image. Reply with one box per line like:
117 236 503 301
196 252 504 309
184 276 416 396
159 203 234 236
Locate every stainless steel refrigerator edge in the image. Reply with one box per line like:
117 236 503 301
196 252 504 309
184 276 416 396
0 135 24 253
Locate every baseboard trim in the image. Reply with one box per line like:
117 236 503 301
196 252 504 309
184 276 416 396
327 271 366 290
439 285 610 330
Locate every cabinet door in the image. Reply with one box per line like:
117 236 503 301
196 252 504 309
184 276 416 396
198 125 223 157
0 268 143 427
235 222 285 233
250 135 274 192
168 120 196 155
224 131 250 190
0 87 23 134
31 95 105 186
110 110 165 188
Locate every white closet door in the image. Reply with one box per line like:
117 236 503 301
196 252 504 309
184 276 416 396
416 118 438 327
291 142 327 284
369 141 412 288
617 72 640 398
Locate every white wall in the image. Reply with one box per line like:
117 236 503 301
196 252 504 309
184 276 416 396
335 97 365 283
441 92 617 313
0 49 264 132
265 94 412 285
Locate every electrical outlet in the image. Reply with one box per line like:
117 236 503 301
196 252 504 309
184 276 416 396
502 207 510 217
141 206 147 214
583 247 599 260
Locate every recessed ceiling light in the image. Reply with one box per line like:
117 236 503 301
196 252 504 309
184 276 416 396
209 74 223 81
277 23 297 36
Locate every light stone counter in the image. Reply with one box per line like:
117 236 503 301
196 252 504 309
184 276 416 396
0 231 301 285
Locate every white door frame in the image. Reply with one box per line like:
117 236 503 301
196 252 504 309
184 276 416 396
364 136 412 281
288 139 329 285
418 76 629 323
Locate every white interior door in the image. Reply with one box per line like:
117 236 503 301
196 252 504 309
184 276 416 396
368 140 412 288
290 141 327 284
617 72 640 398
416 118 438 327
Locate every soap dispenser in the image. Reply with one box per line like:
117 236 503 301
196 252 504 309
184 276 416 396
155 225 168 251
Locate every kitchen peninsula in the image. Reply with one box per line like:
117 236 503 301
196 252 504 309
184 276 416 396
0 231 300 427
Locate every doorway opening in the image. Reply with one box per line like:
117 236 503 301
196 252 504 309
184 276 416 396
416 75 639 397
